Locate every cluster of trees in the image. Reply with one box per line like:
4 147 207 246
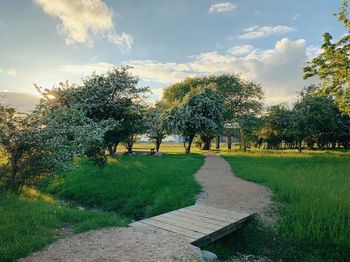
239 86 350 151
1 67 350 191
0 67 148 190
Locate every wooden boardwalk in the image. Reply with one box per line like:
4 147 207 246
131 205 251 246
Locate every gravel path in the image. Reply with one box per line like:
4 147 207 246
21 154 271 262
196 154 271 215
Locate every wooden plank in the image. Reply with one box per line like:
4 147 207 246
151 216 213 235
179 208 238 223
169 210 229 227
139 218 204 240
188 205 248 220
161 213 223 231
195 205 250 218
191 218 248 246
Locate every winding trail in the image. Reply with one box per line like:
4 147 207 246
196 154 271 215
21 154 271 262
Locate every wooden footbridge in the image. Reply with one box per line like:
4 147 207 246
131 205 251 246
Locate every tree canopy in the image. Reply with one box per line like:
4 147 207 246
304 0 350 115
167 87 225 153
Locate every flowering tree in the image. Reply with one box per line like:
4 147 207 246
146 102 168 152
0 104 112 191
168 87 225 153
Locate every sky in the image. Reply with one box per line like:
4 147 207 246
0 0 347 104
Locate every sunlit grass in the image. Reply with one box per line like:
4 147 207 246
219 151 350 261
0 193 129 262
117 142 204 154
20 186 57 204
44 154 204 220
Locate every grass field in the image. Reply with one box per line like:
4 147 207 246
43 154 204 219
1 147 204 261
2 143 349 261
0 192 128 262
213 150 350 262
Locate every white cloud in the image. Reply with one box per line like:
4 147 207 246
209 2 237 13
227 45 254 56
239 25 296 40
306 45 322 59
128 38 311 104
61 38 315 104
0 68 17 76
107 32 134 51
129 60 195 83
34 0 133 51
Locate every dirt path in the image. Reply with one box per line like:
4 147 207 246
196 154 271 215
21 154 271 262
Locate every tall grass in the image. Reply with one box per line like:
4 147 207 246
0 193 128 262
44 154 204 220
222 152 350 261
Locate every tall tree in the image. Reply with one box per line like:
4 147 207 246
162 74 264 149
292 87 338 151
146 102 168 152
0 104 112 191
258 104 294 149
304 0 350 115
37 67 148 157
167 87 225 153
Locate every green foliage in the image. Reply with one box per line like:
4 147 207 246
38 67 148 157
237 113 262 151
304 0 350 115
251 86 350 151
0 193 128 262
221 153 350 261
167 87 225 153
162 74 264 123
292 86 350 149
43 155 204 220
0 104 110 191
146 102 168 152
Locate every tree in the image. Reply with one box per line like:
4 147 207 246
237 113 262 152
258 104 294 149
303 0 350 115
162 74 264 149
37 67 148 157
167 87 225 153
0 104 112 191
292 87 338 151
146 102 167 152
122 103 147 154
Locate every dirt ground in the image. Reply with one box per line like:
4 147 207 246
195 155 271 215
21 154 271 262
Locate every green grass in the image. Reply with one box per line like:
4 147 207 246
1 147 204 261
0 193 129 262
215 150 350 261
119 142 205 154
44 154 204 220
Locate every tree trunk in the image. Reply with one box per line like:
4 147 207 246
127 142 133 153
227 131 232 149
216 135 220 149
108 144 115 157
201 135 212 150
185 135 195 154
113 143 118 154
298 141 302 153
156 139 161 152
